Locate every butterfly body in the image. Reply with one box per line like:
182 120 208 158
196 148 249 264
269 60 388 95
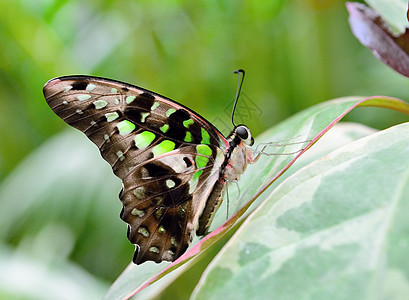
43 75 254 264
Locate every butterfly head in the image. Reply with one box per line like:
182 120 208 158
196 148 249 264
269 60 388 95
231 125 254 146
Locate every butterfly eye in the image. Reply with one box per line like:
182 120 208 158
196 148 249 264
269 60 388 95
235 125 253 145
236 126 248 139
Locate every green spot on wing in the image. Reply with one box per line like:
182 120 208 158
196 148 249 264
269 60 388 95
166 108 176 117
171 237 178 246
151 102 160 110
201 128 211 144
183 118 194 128
134 131 155 149
138 227 149 237
117 120 136 135
153 140 175 157
196 156 209 169
195 144 212 169
160 124 169 133
126 95 136 104
111 88 118 93
192 170 203 180
197 144 212 156
155 207 165 219
184 131 193 142
131 208 145 217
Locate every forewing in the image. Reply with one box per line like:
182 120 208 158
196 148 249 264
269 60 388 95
43 76 227 179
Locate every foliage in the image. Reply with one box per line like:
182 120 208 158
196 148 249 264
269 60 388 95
1 0 409 299
106 96 409 299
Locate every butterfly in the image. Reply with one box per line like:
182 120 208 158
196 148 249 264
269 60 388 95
43 70 255 264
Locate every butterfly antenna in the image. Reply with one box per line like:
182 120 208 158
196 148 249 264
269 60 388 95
231 69 245 127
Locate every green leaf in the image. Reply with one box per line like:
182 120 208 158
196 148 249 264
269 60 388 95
2 93 407 299
105 96 409 298
0 130 131 280
0 242 107 299
192 121 409 300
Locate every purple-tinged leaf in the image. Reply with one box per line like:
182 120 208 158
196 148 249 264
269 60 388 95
347 2 409 77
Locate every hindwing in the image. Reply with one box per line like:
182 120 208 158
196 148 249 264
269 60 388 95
43 76 229 263
121 145 225 263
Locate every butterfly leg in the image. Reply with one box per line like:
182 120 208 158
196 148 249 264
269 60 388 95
253 138 311 153
224 180 241 220
251 144 267 163
251 137 312 162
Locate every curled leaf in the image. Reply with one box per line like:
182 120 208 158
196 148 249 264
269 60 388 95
347 2 409 77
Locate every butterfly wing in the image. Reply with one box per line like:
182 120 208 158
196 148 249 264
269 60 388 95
121 145 225 263
43 76 229 263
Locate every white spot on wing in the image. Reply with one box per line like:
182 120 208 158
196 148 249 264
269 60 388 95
93 100 108 109
159 156 190 173
138 227 149 237
188 177 199 194
133 187 145 200
76 94 91 101
105 112 119 122
166 179 176 188
149 246 159 253
86 83 96 91
140 112 150 123
64 85 72 93
116 150 125 161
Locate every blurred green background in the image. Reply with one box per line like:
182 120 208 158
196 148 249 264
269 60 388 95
1 0 408 298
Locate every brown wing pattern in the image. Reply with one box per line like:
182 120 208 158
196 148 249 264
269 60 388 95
43 76 227 263
121 147 224 263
